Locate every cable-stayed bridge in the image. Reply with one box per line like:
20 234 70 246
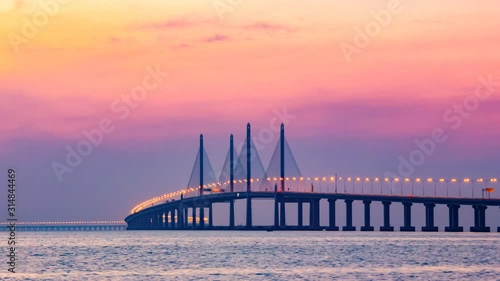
125 124 500 232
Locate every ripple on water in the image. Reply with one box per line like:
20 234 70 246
0 232 499 281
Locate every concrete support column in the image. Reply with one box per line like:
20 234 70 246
380 201 394 231
471 205 490 232
342 199 356 231
274 195 279 228
184 208 188 228
199 206 205 229
192 207 197 229
308 199 320 229
361 200 374 231
400 202 415 231
422 203 438 232
171 209 176 229
246 196 252 229
445 204 463 232
170 210 175 229
298 200 303 227
208 203 213 229
229 200 235 229
163 210 169 229
178 207 184 230
327 199 339 231
168 210 172 229
309 200 314 228
280 198 286 228
314 199 320 228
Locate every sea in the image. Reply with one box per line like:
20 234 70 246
1 231 499 280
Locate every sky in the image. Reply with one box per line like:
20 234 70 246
1 0 500 227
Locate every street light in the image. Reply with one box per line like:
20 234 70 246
404 178 410 195
373 178 380 194
451 178 457 197
462 178 471 197
476 178 484 198
439 178 448 196
393 178 400 195
384 178 390 195
427 178 434 196
415 178 421 196
363 178 370 194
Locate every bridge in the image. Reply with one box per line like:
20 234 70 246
125 123 500 232
0 221 127 231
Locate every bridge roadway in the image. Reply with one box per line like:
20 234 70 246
125 191 500 232
0 221 127 231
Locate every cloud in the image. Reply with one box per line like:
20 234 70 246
133 17 214 30
203 34 229 43
243 22 295 33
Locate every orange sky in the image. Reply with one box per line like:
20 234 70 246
0 0 499 146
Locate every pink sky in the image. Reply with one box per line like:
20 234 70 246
1 0 499 220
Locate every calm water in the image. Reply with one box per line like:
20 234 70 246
1 231 499 280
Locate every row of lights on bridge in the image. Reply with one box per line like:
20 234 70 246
131 176 498 214
0 221 124 225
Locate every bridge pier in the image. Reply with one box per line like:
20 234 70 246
184 208 188 228
309 199 320 229
380 201 394 231
400 202 416 231
178 206 184 229
422 203 438 232
471 205 490 232
229 200 235 229
165 209 172 229
280 198 286 228
199 206 205 229
309 201 314 228
208 203 213 229
246 196 253 229
165 212 170 229
173 209 178 229
360 200 374 231
342 199 356 231
159 212 163 230
179 196 184 229
445 204 463 232
327 199 339 231
192 207 197 229
274 194 279 228
314 199 320 228
298 200 303 228
170 210 175 229
163 210 168 230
